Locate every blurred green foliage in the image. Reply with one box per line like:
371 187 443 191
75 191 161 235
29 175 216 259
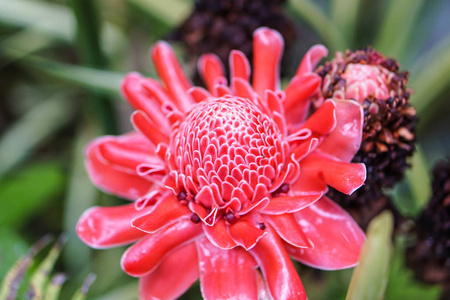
0 0 449 299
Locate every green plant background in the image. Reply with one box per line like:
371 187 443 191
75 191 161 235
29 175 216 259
0 0 449 299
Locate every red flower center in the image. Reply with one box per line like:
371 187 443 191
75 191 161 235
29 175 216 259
167 96 290 224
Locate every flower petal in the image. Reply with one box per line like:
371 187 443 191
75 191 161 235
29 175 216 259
284 74 322 126
131 194 191 233
151 41 193 112
131 110 170 146
228 214 266 250
250 227 307 300
76 204 147 249
262 193 322 215
264 214 312 248
317 99 364 162
85 135 154 200
299 99 336 135
230 50 251 83
287 196 365 270
252 27 283 97
139 243 199 300
203 219 238 250
198 53 226 93
121 219 203 276
296 45 328 76
197 238 258 300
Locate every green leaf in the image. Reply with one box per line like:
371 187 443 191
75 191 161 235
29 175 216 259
28 236 67 300
0 94 75 176
346 211 394 300
409 34 450 121
0 162 64 227
374 0 425 59
288 0 348 52
331 0 362 45
0 229 29 279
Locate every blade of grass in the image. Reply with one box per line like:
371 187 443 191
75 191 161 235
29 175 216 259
331 0 362 46
346 211 393 300
0 0 125 57
27 236 67 300
405 145 432 216
0 95 75 177
288 0 348 52
374 0 425 59
69 0 117 134
409 34 450 122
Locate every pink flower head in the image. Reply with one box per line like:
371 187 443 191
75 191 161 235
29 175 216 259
76 28 366 300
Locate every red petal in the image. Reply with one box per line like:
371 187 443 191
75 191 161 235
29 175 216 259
197 239 258 300
284 74 322 125
264 214 312 248
151 41 193 112
198 53 225 93
252 27 283 96
121 220 203 276
131 194 191 233
262 193 322 215
296 45 328 76
299 99 336 135
203 221 238 250
121 73 171 132
76 204 147 249
228 214 266 250
85 135 154 200
230 50 250 83
301 153 366 195
131 111 170 146
287 196 365 270
139 243 198 300
250 227 307 300
317 99 364 162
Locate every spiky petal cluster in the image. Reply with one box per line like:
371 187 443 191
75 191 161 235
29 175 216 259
316 47 417 228
76 28 367 300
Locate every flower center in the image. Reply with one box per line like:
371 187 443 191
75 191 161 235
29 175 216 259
167 96 289 223
341 64 391 101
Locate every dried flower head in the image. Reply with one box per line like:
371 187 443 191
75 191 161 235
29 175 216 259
316 47 417 227
406 159 450 292
76 28 366 300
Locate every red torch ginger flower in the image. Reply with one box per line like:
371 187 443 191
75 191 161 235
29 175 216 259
76 28 366 300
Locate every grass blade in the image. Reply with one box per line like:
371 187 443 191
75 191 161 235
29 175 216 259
288 0 348 52
70 274 96 300
43 274 67 300
346 211 394 300
374 0 425 59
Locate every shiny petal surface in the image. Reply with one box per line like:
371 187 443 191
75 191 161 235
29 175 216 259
197 239 258 300
76 204 147 249
252 27 283 96
264 214 312 248
139 243 199 300
203 219 238 250
287 196 365 270
317 99 364 162
85 135 154 200
198 53 226 93
250 227 307 300
131 194 191 233
228 215 266 250
262 193 322 215
121 220 203 276
296 45 328 76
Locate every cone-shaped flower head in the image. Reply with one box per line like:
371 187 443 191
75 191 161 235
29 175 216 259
76 28 367 300
316 47 417 228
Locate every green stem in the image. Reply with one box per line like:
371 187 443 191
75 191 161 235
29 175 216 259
69 0 117 134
